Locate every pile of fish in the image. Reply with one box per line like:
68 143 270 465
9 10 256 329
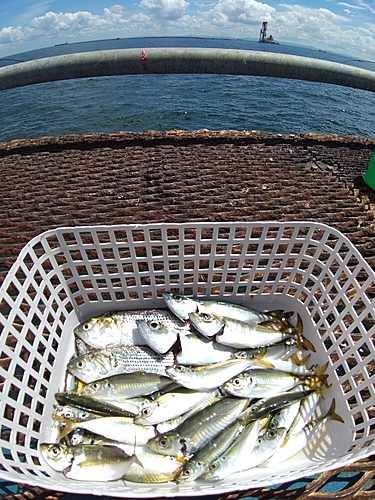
40 292 343 484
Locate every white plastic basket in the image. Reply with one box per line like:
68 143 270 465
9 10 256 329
1 221 375 497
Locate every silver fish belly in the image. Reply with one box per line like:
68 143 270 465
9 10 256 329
40 443 137 482
67 345 175 383
74 309 187 349
163 292 286 323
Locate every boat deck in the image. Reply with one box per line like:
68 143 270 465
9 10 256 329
1 130 375 499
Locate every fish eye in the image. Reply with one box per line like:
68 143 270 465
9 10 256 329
183 468 192 476
77 360 85 369
158 437 169 448
201 313 211 321
268 429 277 439
150 321 159 329
48 445 61 457
83 323 91 331
175 366 185 372
142 407 152 417
209 461 219 471
232 377 242 387
91 382 100 390
63 411 72 419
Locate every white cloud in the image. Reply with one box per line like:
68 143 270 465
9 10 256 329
338 2 366 9
0 7 127 48
274 4 375 59
0 26 24 44
0 1 375 61
140 0 190 19
206 0 275 26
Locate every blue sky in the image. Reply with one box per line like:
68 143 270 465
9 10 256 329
1 0 375 60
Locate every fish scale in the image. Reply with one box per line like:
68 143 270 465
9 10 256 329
67 345 175 383
74 309 188 350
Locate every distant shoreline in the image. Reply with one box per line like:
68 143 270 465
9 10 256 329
60 35 249 46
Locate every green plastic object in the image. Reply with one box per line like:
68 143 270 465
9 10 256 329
364 151 375 190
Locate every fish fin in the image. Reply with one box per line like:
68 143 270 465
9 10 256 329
313 382 332 399
314 361 329 376
291 353 311 367
76 381 85 394
327 399 345 424
57 420 76 440
256 348 275 369
215 325 225 337
132 454 144 468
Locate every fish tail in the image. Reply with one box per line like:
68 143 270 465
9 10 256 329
303 362 331 392
269 310 294 322
293 314 316 352
326 399 345 424
314 361 329 376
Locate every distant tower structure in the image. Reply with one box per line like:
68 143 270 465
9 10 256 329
259 21 268 42
258 21 277 43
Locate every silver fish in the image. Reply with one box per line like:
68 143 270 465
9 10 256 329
147 397 248 456
155 389 223 433
74 309 187 350
57 415 156 445
202 419 260 481
189 311 293 344
136 319 180 355
68 429 119 447
206 420 285 481
78 372 173 400
40 443 139 482
134 388 213 426
190 312 315 353
123 446 182 483
175 420 242 483
52 404 100 423
263 399 344 467
54 391 134 417
176 329 238 365
165 358 264 391
233 339 300 362
285 390 320 439
163 292 291 324
67 345 175 383
233 344 314 375
238 390 313 424
223 367 327 399
259 401 302 464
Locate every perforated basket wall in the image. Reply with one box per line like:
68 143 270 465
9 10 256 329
1 221 375 497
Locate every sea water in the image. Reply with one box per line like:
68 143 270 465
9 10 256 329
0 36 374 141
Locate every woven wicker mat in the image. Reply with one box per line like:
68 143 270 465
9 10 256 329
1 130 375 499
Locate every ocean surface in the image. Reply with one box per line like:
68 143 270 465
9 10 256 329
1 36 375 142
